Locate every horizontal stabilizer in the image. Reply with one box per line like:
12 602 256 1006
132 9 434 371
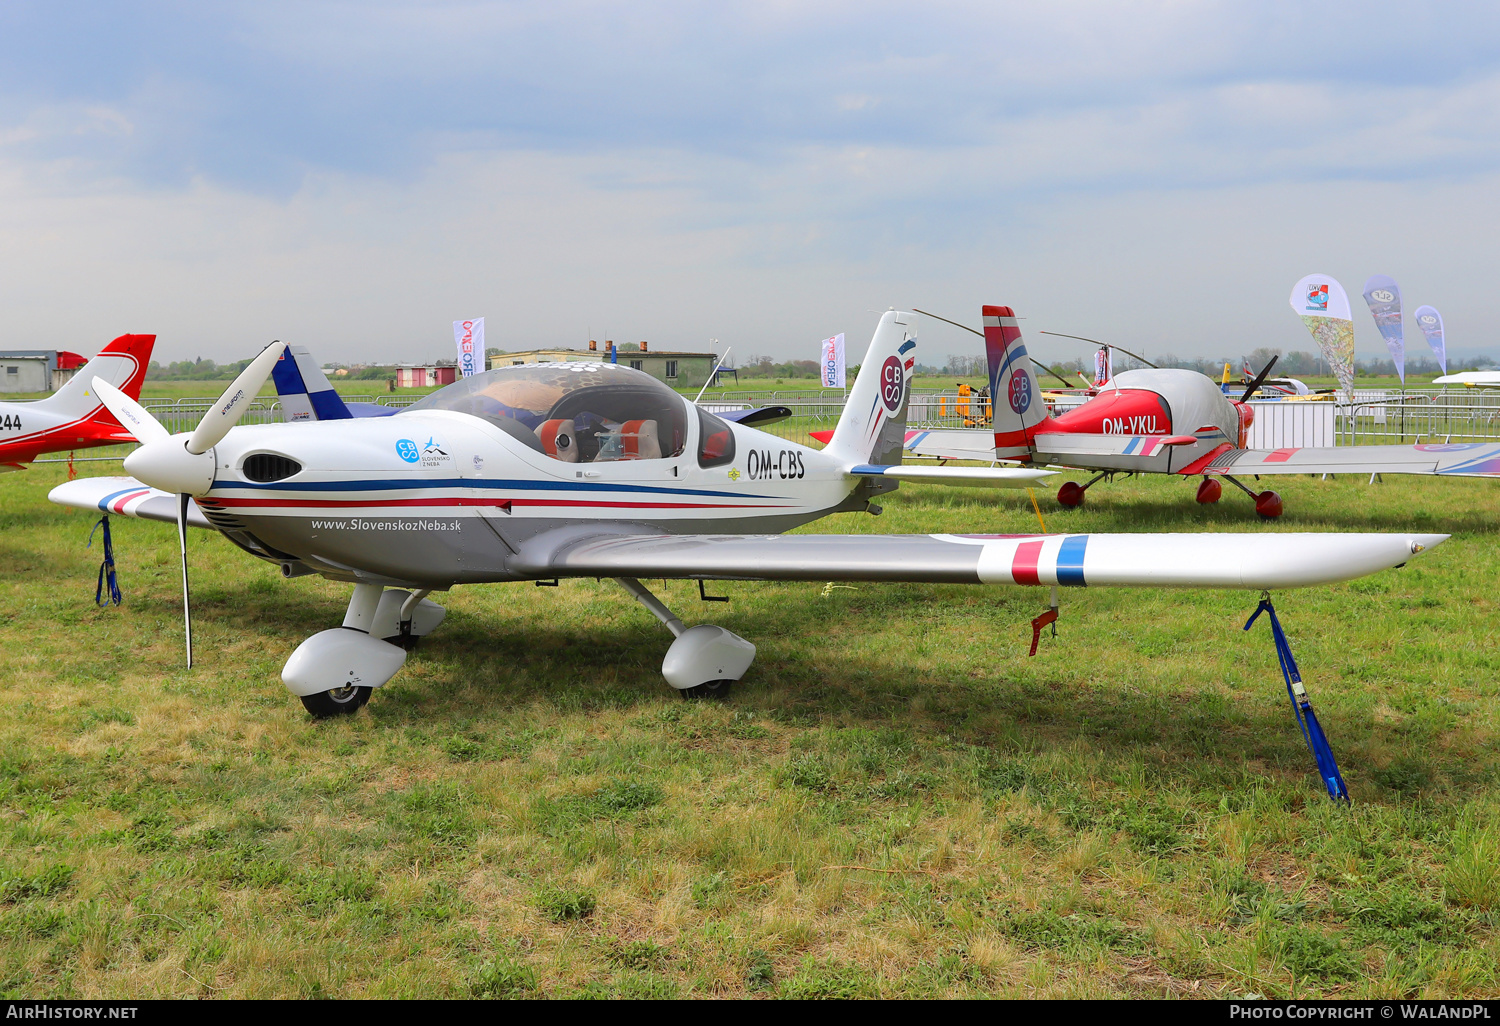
514 529 1444 589
49 477 214 530
903 429 997 462
848 464 1054 488
1204 442 1500 478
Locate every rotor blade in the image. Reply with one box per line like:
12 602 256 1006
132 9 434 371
178 492 193 668
1038 331 1160 369
1035 361 1075 388
91 376 170 446
910 308 1073 387
1239 355 1281 403
186 341 284 455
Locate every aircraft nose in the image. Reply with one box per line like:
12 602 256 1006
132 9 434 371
123 437 216 495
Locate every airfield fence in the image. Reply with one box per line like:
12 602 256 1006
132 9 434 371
26 386 1500 467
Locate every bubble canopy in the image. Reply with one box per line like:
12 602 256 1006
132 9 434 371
400 362 689 462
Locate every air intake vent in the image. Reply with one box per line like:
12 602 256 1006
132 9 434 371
243 453 302 483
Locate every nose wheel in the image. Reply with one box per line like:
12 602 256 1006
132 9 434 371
1056 472 1110 508
1220 475 1283 519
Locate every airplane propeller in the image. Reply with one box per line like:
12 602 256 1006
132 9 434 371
1239 355 1280 403
92 341 286 667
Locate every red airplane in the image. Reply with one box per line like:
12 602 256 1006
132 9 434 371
813 306 1500 517
0 334 155 471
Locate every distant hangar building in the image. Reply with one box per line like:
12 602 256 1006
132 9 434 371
0 350 87 393
489 342 726 390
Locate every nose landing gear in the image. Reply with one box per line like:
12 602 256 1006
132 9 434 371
1220 474 1283 519
1056 472 1111 508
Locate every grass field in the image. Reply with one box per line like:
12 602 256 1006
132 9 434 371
1 458 1498 999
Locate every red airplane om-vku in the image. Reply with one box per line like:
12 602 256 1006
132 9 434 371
817 305 1500 517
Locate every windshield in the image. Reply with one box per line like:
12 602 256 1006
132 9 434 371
401 362 689 463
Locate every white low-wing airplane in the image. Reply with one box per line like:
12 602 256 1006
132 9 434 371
51 310 1443 719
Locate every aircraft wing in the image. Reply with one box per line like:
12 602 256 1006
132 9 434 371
1203 443 1500 478
1433 372 1500 386
48 477 214 530
716 405 793 428
516 528 1443 590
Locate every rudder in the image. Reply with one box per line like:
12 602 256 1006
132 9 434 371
984 305 1046 459
42 334 155 420
273 345 354 421
824 310 916 467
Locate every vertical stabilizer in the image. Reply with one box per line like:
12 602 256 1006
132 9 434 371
984 305 1046 459
825 310 916 467
43 334 154 420
273 345 354 421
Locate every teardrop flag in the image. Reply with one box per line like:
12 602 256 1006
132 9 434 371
1289 274 1355 403
1362 275 1405 383
1414 305 1446 375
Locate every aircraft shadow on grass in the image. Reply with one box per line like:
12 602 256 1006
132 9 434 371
128 570 1488 800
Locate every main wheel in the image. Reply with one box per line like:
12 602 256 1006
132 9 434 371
1056 481 1086 508
301 685 372 718
1195 478 1223 504
679 679 735 701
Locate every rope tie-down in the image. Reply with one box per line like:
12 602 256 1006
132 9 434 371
88 515 122 607
1244 593 1349 802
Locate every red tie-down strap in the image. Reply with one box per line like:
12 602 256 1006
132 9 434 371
1029 607 1058 656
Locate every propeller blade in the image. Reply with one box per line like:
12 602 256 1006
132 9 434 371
178 492 193 668
186 341 285 455
91 376 170 446
1239 355 1281 403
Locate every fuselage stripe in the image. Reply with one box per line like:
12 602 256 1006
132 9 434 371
210 496 792 511
210 477 781 499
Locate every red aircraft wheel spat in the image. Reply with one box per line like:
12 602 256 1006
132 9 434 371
1195 478 1222 504
1056 481 1086 507
1255 490 1284 519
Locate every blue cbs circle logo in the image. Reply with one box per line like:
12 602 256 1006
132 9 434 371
396 439 420 463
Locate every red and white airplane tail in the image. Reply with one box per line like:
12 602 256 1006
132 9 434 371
984 305 1047 460
44 333 153 420
0 334 155 468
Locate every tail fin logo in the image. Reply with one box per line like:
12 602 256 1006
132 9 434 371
1007 370 1033 415
880 357 904 412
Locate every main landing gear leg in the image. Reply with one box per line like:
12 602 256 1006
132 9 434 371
1221 474 1283 519
616 577 756 700
1057 471 1109 508
282 583 412 718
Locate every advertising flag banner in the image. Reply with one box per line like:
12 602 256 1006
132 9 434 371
1092 347 1112 387
1414 305 1446 374
1289 274 1356 403
1362 275 1405 383
820 333 846 388
453 318 484 378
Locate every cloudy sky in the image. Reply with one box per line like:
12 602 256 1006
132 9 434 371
2 1 1498 367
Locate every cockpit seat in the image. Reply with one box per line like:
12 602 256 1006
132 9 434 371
596 418 661 461
538 418 580 462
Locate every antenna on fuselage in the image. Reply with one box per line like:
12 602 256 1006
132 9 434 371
693 346 732 405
